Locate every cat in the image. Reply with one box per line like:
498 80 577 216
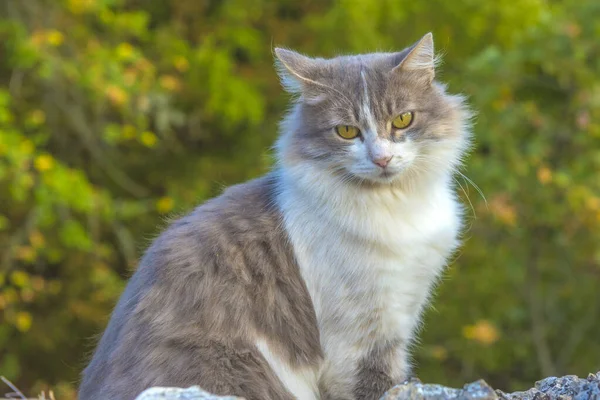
78 32 471 400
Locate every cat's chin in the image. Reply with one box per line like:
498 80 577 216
369 171 400 184
344 169 405 187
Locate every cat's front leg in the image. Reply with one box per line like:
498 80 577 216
318 339 409 400
351 340 409 400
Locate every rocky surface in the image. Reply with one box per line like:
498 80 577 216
496 372 600 400
381 378 498 399
135 386 243 400
135 371 600 400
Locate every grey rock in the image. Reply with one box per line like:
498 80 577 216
381 377 498 400
135 386 243 400
134 371 600 400
496 371 600 400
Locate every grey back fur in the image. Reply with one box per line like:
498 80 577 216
79 175 322 400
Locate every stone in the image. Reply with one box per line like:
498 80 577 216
135 386 243 400
134 371 600 400
496 371 600 400
381 377 498 400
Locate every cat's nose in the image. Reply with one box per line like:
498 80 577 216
372 156 393 168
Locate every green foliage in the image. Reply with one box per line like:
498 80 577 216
0 0 598 397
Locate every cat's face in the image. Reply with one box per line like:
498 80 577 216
275 33 470 187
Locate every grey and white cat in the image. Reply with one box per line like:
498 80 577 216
79 33 471 400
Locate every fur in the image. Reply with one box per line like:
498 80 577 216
79 33 471 400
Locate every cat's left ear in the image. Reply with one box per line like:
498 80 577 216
273 47 325 96
393 32 436 84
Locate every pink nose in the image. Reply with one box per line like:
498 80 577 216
372 156 392 168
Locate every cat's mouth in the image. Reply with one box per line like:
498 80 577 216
343 164 409 186
353 168 402 185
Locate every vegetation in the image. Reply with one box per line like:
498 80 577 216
0 0 598 398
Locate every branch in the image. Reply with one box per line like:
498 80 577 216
54 91 149 198
1 209 38 270
526 229 557 377
1 376 26 400
557 280 600 370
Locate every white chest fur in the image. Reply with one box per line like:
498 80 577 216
274 165 462 398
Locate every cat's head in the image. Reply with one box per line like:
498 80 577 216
274 33 471 189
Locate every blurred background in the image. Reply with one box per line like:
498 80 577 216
0 0 599 398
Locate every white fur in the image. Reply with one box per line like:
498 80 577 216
255 339 320 400
269 39 469 398
275 161 462 397
360 69 379 137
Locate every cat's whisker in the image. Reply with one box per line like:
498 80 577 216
456 170 487 208
453 176 476 219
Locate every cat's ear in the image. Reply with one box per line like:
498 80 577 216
274 48 325 96
393 32 436 83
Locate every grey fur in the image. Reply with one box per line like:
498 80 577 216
79 176 321 400
352 340 403 400
275 33 468 188
79 33 469 400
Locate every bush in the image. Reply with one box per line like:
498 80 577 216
0 0 598 397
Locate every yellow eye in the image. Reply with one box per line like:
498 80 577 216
391 112 414 129
335 125 360 139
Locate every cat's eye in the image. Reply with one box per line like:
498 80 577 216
335 125 360 140
391 112 414 129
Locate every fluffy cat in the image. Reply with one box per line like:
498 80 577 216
79 32 471 400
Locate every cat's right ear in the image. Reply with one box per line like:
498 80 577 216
274 48 325 96
393 32 437 84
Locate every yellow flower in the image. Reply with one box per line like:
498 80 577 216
15 246 36 262
156 196 174 214
30 30 46 47
46 30 65 47
123 68 138 87
67 0 96 14
174 56 190 72
15 311 33 332
462 320 500 345
585 196 599 211
34 154 55 172
28 109 46 126
537 166 552 185
29 230 46 248
489 195 517 226
140 131 157 148
105 85 128 106
3 288 18 304
159 75 181 91
10 270 30 288
116 43 135 61
430 345 448 360
20 140 35 155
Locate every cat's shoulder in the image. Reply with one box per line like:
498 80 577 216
166 174 280 237
138 174 285 280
